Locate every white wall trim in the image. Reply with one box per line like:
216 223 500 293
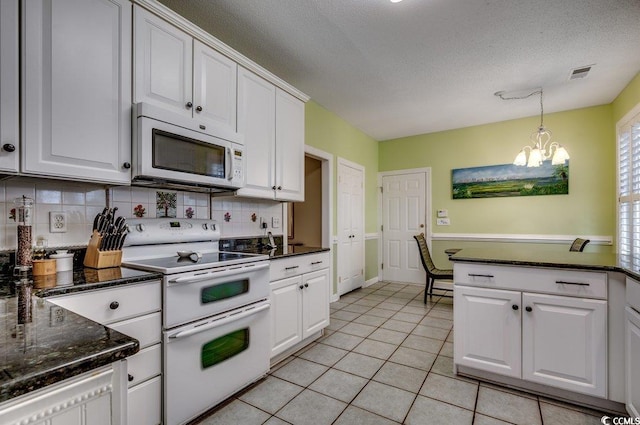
364 277 379 287
365 233 378 240
431 232 613 245
330 293 340 303
133 0 309 102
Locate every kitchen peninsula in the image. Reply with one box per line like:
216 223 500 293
450 247 639 415
0 266 161 424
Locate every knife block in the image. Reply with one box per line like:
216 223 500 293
83 230 122 269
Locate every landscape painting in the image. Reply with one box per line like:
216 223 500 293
452 161 569 199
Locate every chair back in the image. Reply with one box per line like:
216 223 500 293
414 233 436 272
570 238 590 252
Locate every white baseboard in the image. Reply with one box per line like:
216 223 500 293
364 276 379 287
330 292 340 302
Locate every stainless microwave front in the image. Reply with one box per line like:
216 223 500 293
132 103 244 190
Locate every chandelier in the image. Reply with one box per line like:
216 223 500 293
495 89 570 167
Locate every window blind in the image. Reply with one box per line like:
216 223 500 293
618 107 640 265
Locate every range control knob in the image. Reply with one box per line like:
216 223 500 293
211 224 217 231
202 223 208 230
136 223 145 232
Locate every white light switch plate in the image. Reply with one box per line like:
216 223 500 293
437 209 448 218
272 217 281 228
436 218 450 226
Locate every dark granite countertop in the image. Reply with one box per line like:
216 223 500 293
219 236 329 259
450 247 640 280
0 266 161 403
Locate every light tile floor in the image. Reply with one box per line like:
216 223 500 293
193 281 610 425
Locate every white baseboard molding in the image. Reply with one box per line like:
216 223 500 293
364 276 379 287
431 233 612 245
330 292 340 303
365 233 379 240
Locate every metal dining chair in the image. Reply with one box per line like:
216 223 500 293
413 233 454 303
570 238 590 252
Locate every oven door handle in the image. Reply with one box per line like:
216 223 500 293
168 263 269 284
168 302 270 340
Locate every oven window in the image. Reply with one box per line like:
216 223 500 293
152 129 225 178
201 279 249 304
201 328 249 368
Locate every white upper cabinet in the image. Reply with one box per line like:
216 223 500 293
22 0 132 184
237 67 276 198
0 0 19 174
193 40 237 135
237 67 305 201
134 6 238 140
275 89 305 201
134 6 192 119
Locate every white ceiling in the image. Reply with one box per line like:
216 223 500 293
157 0 640 141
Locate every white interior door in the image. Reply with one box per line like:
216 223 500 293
382 172 426 283
338 159 364 295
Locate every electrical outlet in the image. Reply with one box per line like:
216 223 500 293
50 306 65 326
272 217 281 228
436 218 451 226
49 212 67 233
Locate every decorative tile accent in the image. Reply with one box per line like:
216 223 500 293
156 191 177 218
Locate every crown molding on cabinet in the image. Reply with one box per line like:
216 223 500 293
133 0 310 103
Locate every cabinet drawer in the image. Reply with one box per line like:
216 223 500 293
270 251 330 281
127 344 161 388
49 280 161 324
128 376 161 425
454 263 607 299
110 312 161 349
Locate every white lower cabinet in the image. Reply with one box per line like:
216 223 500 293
626 276 640 417
270 253 330 357
49 281 162 425
0 364 125 425
522 292 606 397
454 265 608 398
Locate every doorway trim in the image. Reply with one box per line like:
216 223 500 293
377 167 432 283
303 145 335 300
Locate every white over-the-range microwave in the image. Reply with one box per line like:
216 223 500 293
131 103 244 191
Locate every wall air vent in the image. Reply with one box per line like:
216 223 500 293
569 65 593 80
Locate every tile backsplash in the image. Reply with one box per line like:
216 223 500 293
0 177 283 249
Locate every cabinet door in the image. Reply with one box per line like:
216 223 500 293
128 376 162 425
626 306 640 417
270 275 303 357
275 88 305 201
302 269 330 338
193 40 237 137
236 67 276 199
522 292 607 397
454 285 521 378
22 0 132 184
0 0 19 173
134 6 192 118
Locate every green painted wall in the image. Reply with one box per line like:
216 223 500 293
305 101 380 291
613 72 640 123
379 105 616 264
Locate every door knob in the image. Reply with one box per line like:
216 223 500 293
420 224 425 228
185 102 193 109
196 105 203 112
525 306 532 312
122 162 131 169
109 301 119 310
304 283 309 288
512 305 519 310
2 143 15 152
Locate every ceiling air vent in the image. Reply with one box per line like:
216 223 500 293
569 65 593 80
